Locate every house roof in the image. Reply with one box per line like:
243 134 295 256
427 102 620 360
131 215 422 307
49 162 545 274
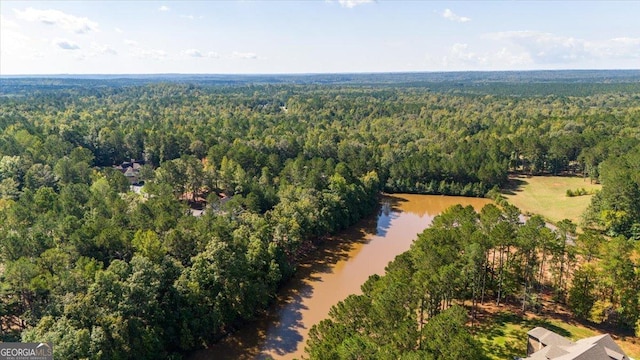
581 334 626 357
528 327 574 348
554 342 609 360
124 167 138 177
528 346 557 360
525 327 629 360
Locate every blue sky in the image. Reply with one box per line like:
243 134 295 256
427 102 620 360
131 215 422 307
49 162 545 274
1 1 639 74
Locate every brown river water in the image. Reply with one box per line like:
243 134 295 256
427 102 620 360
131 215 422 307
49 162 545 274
191 194 492 360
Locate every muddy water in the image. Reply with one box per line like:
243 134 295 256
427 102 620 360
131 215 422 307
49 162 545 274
192 194 492 360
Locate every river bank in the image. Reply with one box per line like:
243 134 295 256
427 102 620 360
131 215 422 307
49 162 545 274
191 194 491 359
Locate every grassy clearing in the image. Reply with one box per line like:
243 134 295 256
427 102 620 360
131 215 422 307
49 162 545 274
502 175 602 226
475 309 640 359
483 176 639 358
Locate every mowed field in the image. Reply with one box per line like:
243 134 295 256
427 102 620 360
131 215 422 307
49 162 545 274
502 175 602 226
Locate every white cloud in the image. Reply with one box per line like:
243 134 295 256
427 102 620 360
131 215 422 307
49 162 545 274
145 49 167 60
486 31 640 64
92 43 117 55
231 51 258 60
1 15 31 57
103 47 118 55
442 9 471 23
442 43 486 66
436 31 640 70
448 43 483 64
115 27 124 33
1 14 20 30
488 31 588 64
122 39 166 60
599 37 640 59
436 43 531 69
158 5 170 12
70 43 118 60
74 53 89 61
53 38 80 50
123 39 166 60
184 49 203 57
183 49 220 58
14 7 99 34
610 37 640 46
132 48 167 60
493 47 532 65
0 14 50 63
179 14 203 20
336 0 374 9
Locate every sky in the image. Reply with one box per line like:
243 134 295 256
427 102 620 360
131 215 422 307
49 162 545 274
1 0 639 75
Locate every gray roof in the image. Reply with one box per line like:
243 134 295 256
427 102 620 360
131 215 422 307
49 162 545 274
528 327 574 348
528 346 556 360
557 343 606 360
583 334 626 357
525 327 629 360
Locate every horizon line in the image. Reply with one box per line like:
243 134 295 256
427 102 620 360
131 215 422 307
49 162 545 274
2 69 640 78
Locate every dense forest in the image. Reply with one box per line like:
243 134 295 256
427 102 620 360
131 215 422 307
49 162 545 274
0 73 639 358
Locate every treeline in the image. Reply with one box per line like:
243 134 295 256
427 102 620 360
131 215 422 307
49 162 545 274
583 141 640 238
2 70 639 95
306 204 640 359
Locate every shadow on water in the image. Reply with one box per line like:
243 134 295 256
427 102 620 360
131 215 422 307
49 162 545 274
192 197 396 360
375 194 407 238
191 194 492 360
259 290 309 358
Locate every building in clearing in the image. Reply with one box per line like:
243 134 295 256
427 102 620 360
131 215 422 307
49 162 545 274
524 327 629 360
113 159 144 185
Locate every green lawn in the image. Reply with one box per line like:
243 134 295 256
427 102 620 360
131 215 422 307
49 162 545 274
476 311 640 359
502 175 602 226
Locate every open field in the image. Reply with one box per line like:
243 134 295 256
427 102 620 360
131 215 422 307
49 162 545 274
502 175 602 226
474 304 640 359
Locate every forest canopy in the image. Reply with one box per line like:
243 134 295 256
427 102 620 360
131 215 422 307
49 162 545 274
0 73 639 358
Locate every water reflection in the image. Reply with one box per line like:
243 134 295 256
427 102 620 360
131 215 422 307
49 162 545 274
374 198 395 238
191 194 491 360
